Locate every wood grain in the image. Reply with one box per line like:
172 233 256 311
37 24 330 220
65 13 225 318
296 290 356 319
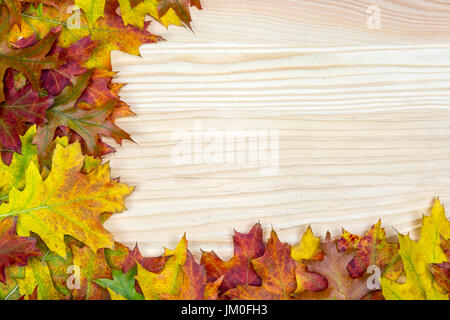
104 1 450 258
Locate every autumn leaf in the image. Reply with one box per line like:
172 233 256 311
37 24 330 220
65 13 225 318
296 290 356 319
135 235 187 300
75 0 107 28
0 69 53 161
157 0 202 28
0 23 59 102
0 265 25 300
431 262 450 294
35 71 131 161
201 223 265 294
337 220 402 281
96 266 144 300
41 36 97 96
16 257 63 300
0 135 134 257
291 226 322 262
12 0 161 70
0 126 39 199
381 199 449 300
70 241 111 299
162 251 206 300
3 0 21 28
224 230 298 300
0 217 40 283
297 233 370 300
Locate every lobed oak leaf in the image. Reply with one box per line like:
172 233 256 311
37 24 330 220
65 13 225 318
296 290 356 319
224 230 298 300
135 235 187 300
297 233 371 300
70 242 111 300
337 220 402 281
96 266 144 300
0 70 53 161
0 217 40 283
201 223 265 294
35 71 132 162
11 0 161 70
41 36 97 96
0 23 60 102
0 136 134 257
16 257 63 300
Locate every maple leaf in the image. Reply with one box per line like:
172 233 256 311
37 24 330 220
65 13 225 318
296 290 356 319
0 69 53 161
225 230 300 300
201 223 265 294
0 24 59 102
96 266 144 300
16 257 63 300
135 235 187 300
35 71 131 161
162 251 207 300
75 0 107 28
70 241 111 300
291 226 323 262
0 217 40 283
381 199 449 300
297 233 370 300
0 126 39 199
0 135 134 257
157 0 202 28
118 0 184 29
337 220 402 281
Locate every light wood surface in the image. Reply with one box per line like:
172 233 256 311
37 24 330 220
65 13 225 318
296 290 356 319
104 0 450 258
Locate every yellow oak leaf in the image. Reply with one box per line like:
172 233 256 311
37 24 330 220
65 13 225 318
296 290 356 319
135 235 187 299
16 257 63 300
0 138 134 257
291 226 322 262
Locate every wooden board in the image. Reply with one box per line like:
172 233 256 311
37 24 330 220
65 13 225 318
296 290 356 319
104 0 450 258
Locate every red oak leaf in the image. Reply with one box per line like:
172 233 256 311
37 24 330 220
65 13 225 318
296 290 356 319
0 69 53 163
201 223 265 294
41 36 97 96
0 217 40 283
